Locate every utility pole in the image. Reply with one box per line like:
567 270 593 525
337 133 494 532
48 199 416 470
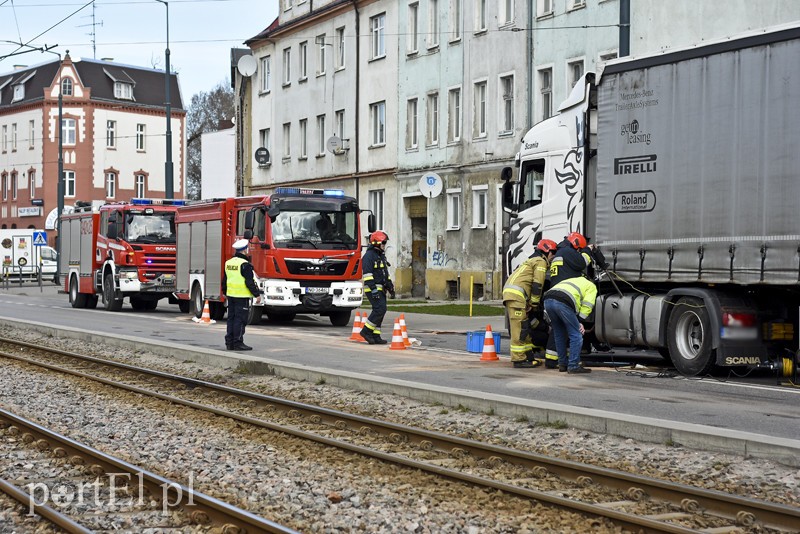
155 0 174 199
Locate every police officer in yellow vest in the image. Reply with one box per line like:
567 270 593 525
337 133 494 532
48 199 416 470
503 239 557 368
222 239 262 351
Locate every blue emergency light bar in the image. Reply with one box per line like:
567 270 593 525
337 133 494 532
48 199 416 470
130 198 187 206
274 187 345 197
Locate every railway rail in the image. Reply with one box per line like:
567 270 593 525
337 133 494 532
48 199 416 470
1 336 798 533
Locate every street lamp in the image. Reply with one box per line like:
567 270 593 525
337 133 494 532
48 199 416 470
41 48 64 286
155 0 174 199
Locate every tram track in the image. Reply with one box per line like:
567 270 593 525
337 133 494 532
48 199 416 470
1 336 798 533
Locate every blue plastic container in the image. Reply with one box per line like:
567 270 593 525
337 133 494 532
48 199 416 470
466 331 502 353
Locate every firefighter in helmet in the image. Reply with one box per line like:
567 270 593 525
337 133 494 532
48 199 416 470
360 230 395 344
503 238 558 368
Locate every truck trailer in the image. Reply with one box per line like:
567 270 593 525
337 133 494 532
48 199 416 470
502 24 800 376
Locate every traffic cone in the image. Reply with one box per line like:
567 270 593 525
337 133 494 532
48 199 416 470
349 312 366 342
399 314 411 347
389 318 406 350
480 324 499 361
200 299 213 324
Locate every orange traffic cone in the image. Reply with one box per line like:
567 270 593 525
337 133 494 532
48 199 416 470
200 300 213 324
389 318 406 350
399 314 411 347
480 324 499 361
349 312 366 342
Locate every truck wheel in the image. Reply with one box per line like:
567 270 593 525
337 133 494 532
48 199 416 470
144 300 158 311
667 297 716 376
130 297 147 311
247 305 263 325
329 310 351 327
266 312 296 323
85 295 99 309
178 301 190 314
103 273 123 312
190 285 204 318
210 302 226 320
69 276 87 309
657 347 673 363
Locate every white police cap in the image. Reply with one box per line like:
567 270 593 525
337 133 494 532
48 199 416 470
233 239 249 250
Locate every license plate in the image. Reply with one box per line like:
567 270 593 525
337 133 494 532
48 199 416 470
306 287 328 294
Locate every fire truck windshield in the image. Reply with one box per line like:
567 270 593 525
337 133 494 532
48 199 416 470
271 210 358 250
125 213 176 244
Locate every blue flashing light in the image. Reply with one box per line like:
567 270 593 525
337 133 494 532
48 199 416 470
323 189 345 197
130 198 187 206
275 187 301 195
274 187 346 197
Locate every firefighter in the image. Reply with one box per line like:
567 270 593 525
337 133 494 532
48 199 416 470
542 274 597 374
503 239 558 368
360 231 395 345
222 239 262 351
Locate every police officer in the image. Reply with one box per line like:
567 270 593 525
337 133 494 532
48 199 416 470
222 239 262 351
360 231 394 345
503 239 557 368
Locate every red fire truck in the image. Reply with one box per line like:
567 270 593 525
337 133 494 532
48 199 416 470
60 199 186 311
173 188 374 325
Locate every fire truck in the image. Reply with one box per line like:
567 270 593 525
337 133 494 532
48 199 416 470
173 188 374 325
60 199 185 311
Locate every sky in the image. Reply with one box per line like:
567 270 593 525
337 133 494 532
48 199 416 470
0 0 278 103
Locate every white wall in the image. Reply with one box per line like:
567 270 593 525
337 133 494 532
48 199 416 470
201 128 236 199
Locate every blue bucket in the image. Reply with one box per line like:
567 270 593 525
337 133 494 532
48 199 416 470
466 330 501 353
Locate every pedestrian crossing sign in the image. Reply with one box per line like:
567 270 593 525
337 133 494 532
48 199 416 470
33 231 47 246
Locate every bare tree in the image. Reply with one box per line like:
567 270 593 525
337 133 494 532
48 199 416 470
186 81 235 199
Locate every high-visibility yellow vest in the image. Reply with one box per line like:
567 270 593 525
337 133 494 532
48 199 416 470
547 276 597 320
225 257 252 298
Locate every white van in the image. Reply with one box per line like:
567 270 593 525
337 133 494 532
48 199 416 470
0 230 57 282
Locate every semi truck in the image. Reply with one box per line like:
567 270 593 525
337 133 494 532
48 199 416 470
0 229 58 282
60 199 185 311
173 188 374 326
501 24 800 376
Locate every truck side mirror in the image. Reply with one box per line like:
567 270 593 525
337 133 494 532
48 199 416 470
501 181 518 215
107 222 118 240
501 166 513 182
367 213 376 233
243 230 253 240
244 210 255 230
267 203 280 222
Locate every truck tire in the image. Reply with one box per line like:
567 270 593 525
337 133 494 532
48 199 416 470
329 310 351 327
130 297 147 311
667 297 716 376
69 276 87 308
144 300 158 311
86 295 99 309
266 312 296 323
210 302 226 321
103 273 123 312
247 305 263 325
178 301 190 314
190 285 204 319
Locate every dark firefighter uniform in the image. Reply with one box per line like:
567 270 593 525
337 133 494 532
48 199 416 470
503 254 551 366
222 240 262 351
361 231 394 345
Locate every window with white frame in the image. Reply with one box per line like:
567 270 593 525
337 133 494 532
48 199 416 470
259 128 271 163
475 0 487 32
472 185 488 228
10 123 16 151
428 0 439 48
371 13 386 59
571 0 586 9
317 34 326 75
368 190 384 230
106 120 116 148
106 172 116 198
450 0 462 41
136 123 145 151
282 123 291 158
28 170 35 198
64 170 76 197
335 109 345 140
500 74 514 134
500 0 514 25
299 118 308 158
335 27 346 69
61 78 73 96
62 118 76 145
10 172 17 200
316 115 326 155
12 84 24 102
114 82 133 100
1 174 6 200
406 98 418 149
28 120 34 149
537 0 553 17
474 81 487 138
448 87 461 142
539 68 552 120
427 92 439 145
299 41 308 80
260 56 271 92
283 48 292 85
598 50 618 71
567 59 584 91
446 189 461 230
408 3 419 53
284 0 292 10
0 126 5 151
135 174 145 197
370 101 386 146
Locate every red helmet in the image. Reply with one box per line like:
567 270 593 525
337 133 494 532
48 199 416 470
536 239 558 253
369 231 388 245
566 232 588 250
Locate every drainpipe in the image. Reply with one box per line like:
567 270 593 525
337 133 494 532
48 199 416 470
354 0 360 204
619 0 630 57
526 0 534 129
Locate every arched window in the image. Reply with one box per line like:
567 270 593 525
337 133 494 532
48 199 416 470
61 78 73 96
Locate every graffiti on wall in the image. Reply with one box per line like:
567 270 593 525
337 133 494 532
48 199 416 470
431 249 457 268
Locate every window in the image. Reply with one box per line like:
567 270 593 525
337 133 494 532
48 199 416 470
567 59 584 91
521 160 545 208
106 172 116 198
1 173 6 200
114 82 133 100
299 41 308 80
10 123 16 151
260 56 272 92
500 0 514 24
283 123 291 158
64 170 76 198
317 34 326 75
10 172 17 200
283 48 292 85
12 84 24 101
539 68 552 120
451 0 462 41
28 170 35 198
446 189 461 229
598 51 618 71
571 0 586 9
368 190 384 230
106 120 116 148
472 185 488 228
316 115 326 155
259 128 271 164
427 92 439 145
500 74 514 134
448 87 461 142
428 0 439 48
335 27 346 69
61 78 73 96
474 81 487 138
408 3 419 53
370 101 386 146
335 109 345 140
135 174 146 197
406 98 418 149
371 13 386 59
28 120 34 149
284 0 292 9
537 0 553 17
1 126 5 151
299 118 308 158
475 0 487 32
62 118 76 145
136 124 146 151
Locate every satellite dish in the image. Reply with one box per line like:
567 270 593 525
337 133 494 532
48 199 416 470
326 136 342 154
418 172 443 198
237 55 257 77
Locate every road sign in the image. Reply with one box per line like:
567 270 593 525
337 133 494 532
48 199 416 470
254 147 270 165
33 231 47 246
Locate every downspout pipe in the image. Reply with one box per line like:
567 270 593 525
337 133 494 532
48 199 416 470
619 0 630 57
354 0 360 204
526 1 534 129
